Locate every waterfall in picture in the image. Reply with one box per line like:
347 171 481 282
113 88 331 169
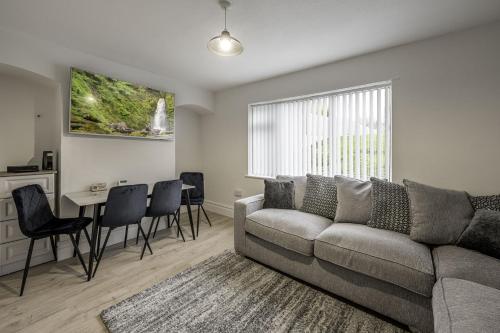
151 98 167 134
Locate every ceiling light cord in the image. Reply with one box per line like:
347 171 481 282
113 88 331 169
224 7 227 30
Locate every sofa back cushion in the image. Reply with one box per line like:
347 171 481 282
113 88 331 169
404 179 473 245
276 175 307 210
368 178 411 234
300 174 337 220
334 176 372 224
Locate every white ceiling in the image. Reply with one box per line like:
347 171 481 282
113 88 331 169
1 0 500 91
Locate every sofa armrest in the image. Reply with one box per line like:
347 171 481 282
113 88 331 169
234 194 264 254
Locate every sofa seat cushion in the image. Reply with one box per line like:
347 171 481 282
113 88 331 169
433 278 500 333
314 223 434 296
245 209 332 256
433 245 500 290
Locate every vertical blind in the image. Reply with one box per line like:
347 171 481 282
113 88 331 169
248 81 392 180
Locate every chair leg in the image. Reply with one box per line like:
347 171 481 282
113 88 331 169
73 231 80 258
124 225 128 248
136 223 140 244
137 223 153 255
167 215 171 228
201 205 212 227
49 235 57 261
174 214 185 242
140 217 156 260
176 209 181 238
96 225 101 256
20 238 35 296
197 205 201 237
69 234 88 275
82 228 98 261
152 217 160 239
92 228 112 278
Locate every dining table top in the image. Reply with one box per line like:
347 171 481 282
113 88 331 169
65 183 195 207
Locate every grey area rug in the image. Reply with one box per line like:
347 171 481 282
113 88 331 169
101 251 408 333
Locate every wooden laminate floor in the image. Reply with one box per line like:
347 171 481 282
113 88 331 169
0 212 234 333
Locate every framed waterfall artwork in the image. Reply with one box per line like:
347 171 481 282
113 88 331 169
69 68 175 140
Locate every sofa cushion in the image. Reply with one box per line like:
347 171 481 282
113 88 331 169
368 178 411 234
246 209 332 256
433 245 500 290
469 193 500 211
301 174 338 220
314 223 434 296
404 179 473 245
263 179 295 209
334 175 372 224
276 175 307 210
457 209 500 260
433 278 500 333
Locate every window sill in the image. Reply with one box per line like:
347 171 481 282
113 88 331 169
245 175 275 180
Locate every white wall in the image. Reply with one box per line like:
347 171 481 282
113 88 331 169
175 107 202 176
202 21 500 208
0 73 59 170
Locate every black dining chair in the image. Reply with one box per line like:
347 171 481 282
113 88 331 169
141 180 184 259
12 184 92 296
179 172 211 237
92 184 149 277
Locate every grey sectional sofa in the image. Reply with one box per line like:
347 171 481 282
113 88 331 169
234 194 500 333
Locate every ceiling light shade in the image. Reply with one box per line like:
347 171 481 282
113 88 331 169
208 0 243 56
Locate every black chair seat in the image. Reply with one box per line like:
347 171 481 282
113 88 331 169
32 217 92 238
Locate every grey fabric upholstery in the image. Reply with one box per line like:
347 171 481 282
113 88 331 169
433 278 500 333
245 234 434 333
263 179 295 209
404 179 474 245
433 245 500 290
276 175 307 210
246 209 331 256
457 209 500 260
315 223 435 296
334 175 372 224
234 194 264 255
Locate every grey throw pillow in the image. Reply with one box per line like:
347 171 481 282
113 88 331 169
469 194 500 212
457 209 500 260
301 174 337 220
404 179 474 245
263 179 295 210
368 177 411 234
276 175 307 210
334 176 371 224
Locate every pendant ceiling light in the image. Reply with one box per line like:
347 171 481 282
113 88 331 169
207 0 243 56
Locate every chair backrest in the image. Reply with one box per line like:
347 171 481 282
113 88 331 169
12 184 54 237
180 172 204 200
100 184 148 228
148 180 182 217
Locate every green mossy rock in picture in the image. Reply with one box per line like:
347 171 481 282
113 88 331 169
70 68 175 139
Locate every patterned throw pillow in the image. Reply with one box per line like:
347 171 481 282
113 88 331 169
469 194 500 212
301 174 337 220
368 177 411 234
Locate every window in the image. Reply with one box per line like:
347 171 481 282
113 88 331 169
248 81 392 180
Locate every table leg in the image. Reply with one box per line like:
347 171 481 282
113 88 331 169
87 204 99 281
74 206 86 258
185 190 195 240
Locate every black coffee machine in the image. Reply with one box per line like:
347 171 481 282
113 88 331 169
42 151 54 170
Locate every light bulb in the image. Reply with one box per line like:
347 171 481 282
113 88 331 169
219 37 232 51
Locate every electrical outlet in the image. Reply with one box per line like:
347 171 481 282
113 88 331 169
234 189 243 198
